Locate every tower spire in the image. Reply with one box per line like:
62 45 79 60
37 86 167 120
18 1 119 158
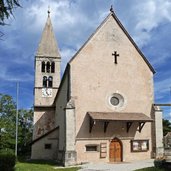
36 9 60 58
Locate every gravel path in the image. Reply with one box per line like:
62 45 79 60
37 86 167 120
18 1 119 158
78 159 154 171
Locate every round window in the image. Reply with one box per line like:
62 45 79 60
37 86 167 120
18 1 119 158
109 93 124 109
110 97 119 106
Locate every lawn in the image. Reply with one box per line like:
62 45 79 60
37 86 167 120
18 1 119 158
135 166 170 171
15 161 81 171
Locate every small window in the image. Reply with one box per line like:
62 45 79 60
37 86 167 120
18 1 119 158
48 76 53 87
43 76 47 87
45 144 52 149
86 145 98 152
109 93 124 109
110 97 119 106
46 61 50 73
131 140 149 152
41 61 45 72
51 62 55 73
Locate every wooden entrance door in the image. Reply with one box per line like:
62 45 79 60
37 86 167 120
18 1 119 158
109 138 122 162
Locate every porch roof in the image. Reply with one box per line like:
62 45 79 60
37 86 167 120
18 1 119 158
88 112 153 122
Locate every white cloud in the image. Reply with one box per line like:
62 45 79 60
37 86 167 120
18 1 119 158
23 0 83 32
130 0 171 47
60 47 77 73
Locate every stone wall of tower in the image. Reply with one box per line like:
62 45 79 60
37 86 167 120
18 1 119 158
33 55 61 140
32 108 55 140
34 56 61 106
32 13 61 145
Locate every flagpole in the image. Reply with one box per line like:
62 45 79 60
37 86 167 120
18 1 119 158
15 82 19 157
170 87 171 120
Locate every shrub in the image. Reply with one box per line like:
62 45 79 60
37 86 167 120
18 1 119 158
0 151 16 171
0 148 14 155
154 157 166 169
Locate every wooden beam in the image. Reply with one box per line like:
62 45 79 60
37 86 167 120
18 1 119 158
89 117 95 133
154 104 171 106
138 122 145 133
104 122 109 133
126 122 133 133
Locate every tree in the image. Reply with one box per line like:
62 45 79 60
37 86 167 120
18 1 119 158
0 94 16 150
163 119 171 136
0 93 33 156
0 0 21 38
0 0 21 26
18 109 33 156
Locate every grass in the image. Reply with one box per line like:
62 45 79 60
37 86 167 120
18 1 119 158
15 160 81 171
135 166 170 171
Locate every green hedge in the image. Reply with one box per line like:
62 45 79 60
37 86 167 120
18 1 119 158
0 153 16 171
154 159 166 169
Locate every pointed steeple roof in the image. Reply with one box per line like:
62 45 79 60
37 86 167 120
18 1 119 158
36 11 60 58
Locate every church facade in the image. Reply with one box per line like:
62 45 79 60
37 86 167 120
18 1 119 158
31 9 163 166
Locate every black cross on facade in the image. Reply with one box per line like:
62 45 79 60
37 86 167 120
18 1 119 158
112 51 119 64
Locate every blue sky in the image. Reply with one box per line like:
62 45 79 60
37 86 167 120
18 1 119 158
0 0 171 119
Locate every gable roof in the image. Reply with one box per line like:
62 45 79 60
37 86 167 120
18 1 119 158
36 13 61 58
69 11 155 74
30 126 59 145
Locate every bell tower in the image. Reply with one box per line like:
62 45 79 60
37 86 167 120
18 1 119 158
33 10 61 139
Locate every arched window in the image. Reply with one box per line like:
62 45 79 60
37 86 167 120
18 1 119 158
48 76 53 87
41 61 45 72
46 61 50 73
51 62 55 73
43 76 47 87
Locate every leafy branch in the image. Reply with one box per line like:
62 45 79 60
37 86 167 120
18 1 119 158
0 0 21 26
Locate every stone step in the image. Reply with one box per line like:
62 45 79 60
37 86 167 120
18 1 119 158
166 156 171 160
164 151 171 155
166 159 171 163
165 155 171 157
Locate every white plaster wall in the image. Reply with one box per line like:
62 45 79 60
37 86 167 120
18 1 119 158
70 16 154 135
76 140 108 163
65 108 76 151
76 139 151 164
31 129 58 160
70 14 154 163
55 71 70 151
155 108 164 157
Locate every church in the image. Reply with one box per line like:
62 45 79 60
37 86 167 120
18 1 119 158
31 8 163 166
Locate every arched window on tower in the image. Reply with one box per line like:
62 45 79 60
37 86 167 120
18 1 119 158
51 62 55 73
43 76 47 87
41 61 45 72
46 61 50 73
48 76 53 88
